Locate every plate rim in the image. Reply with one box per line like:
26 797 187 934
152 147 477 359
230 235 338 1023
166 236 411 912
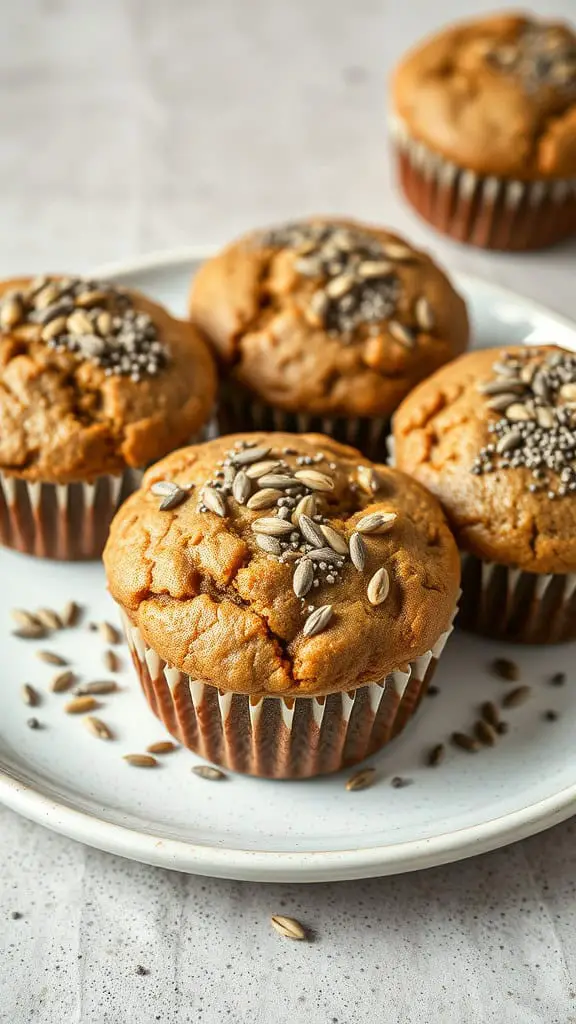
2 246 576 882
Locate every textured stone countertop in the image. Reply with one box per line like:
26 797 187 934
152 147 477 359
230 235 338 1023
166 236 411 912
1 1 576 1022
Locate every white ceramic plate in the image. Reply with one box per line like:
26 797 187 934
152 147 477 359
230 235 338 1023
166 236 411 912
1 249 576 884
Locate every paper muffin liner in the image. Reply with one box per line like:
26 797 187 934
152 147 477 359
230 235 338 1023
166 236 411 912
389 114 576 251
217 383 390 462
119 608 455 779
0 467 142 560
459 553 576 644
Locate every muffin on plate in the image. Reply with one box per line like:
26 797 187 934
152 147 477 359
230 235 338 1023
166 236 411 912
0 275 217 560
393 345 576 643
104 432 459 779
188 218 469 458
391 12 576 250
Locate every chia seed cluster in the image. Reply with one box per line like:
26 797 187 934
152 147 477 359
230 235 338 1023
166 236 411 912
0 275 167 381
487 23 576 92
473 350 576 498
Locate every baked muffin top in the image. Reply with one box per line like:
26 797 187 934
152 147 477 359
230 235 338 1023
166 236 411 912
392 12 576 179
393 345 576 574
0 276 217 484
189 218 469 420
104 433 459 697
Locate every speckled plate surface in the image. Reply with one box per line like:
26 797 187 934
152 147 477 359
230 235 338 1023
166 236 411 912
1 249 576 883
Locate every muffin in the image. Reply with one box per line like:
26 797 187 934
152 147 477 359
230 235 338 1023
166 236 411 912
391 13 576 250
104 432 459 779
393 345 576 643
189 218 469 458
0 275 216 559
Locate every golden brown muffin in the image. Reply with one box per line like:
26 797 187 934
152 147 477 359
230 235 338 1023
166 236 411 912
394 345 576 642
189 218 469 456
0 275 217 559
391 13 576 249
105 433 459 777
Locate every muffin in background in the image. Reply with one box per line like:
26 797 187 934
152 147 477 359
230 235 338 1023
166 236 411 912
0 275 217 560
189 218 469 458
104 432 460 779
391 13 576 250
393 345 576 643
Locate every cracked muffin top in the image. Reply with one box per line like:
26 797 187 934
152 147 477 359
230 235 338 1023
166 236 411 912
393 345 576 574
188 218 469 420
392 12 576 179
0 275 217 484
104 432 459 697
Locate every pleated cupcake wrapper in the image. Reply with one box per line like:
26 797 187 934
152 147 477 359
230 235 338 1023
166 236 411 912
0 467 142 560
389 113 576 250
120 607 455 779
459 552 576 644
218 383 390 461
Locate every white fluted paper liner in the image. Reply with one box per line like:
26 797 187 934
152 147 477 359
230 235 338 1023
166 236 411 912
120 608 456 778
0 466 142 560
389 113 576 250
460 552 576 644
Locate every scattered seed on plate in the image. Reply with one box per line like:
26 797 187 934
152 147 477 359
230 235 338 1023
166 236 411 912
10 609 42 630
65 695 98 715
84 716 114 740
36 650 67 666
21 684 40 707
426 743 445 767
61 600 81 627
146 741 177 755
124 753 158 768
543 709 559 722
550 672 566 687
496 721 509 735
35 608 62 631
26 717 41 730
474 719 497 747
99 622 120 645
502 685 531 709
192 765 227 781
481 700 500 727
391 776 413 788
13 624 46 640
491 658 520 682
270 915 307 941
75 681 118 696
345 767 377 792
451 731 480 753
50 670 75 693
103 649 119 673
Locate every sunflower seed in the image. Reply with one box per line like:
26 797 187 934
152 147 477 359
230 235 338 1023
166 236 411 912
103 649 119 673
202 486 227 517
293 559 314 598
84 716 113 740
481 700 500 727
326 274 356 299
502 685 531 708
151 480 179 497
491 658 519 682
34 283 60 309
255 534 282 556
560 383 576 402
13 624 46 640
292 494 317 523
349 532 366 570
192 765 226 780
252 518 294 537
147 741 177 755
451 732 480 753
256 474 297 490
303 604 333 637
159 486 188 511
75 289 108 308
247 488 283 510
496 721 509 735
298 514 325 547
50 670 74 693
27 717 41 730
0 296 23 329
474 719 497 746
99 621 120 645
41 315 68 342
270 915 307 940
61 600 80 627
367 567 390 605
477 379 524 396
486 393 521 412
506 402 532 422
320 525 348 555
21 684 39 707
357 466 381 494
231 470 251 504
388 321 416 349
496 431 522 454
427 743 445 767
245 460 283 480
415 296 435 332
232 446 271 466
293 470 334 492
67 309 93 335
96 311 112 335
223 465 236 487
357 260 394 279
65 696 98 714
356 511 397 534
75 681 118 696
382 242 414 260
345 767 377 791
36 650 67 666
536 407 555 429
306 547 339 562
10 609 42 630
35 608 63 631
124 753 158 767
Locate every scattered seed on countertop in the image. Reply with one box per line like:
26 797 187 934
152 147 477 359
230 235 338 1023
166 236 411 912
391 776 413 788
426 685 440 698
270 915 307 941
135 965 150 976
26 717 41 730
496 721 509 735
550 672 566 686
50 670 75 693
75 681 118 696
192 765 227 780
35 608 63 631
21 684 40 707
481 701 500 727
147 741 177 755
345 767 377 792
10 609 42 630
61 600 81 627
99 622 120 645
491 658 520 682
84 716 114 740
65 696 98 715
36 650 67 666
474 719 497 747
103 649 119 673
543 709 559 722
13 624 46 640
502 685 531 708
451 732 480 753
426 744 445 767
124 754 159 768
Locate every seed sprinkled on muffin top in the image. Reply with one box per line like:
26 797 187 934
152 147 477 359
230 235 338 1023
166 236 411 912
0 276 167 381
259 221 435 346
486 22 576 93
472 349 576 498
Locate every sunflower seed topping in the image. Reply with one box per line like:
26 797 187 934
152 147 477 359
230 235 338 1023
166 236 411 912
349 532 366 571
367 567 390 605
245 460 284 479
252 518 294 537
320 525 348 555
232 446 271 466
255 534 282 556
486 23 576 93
293 558 315 598
247 488 284 510
298 514 325 547
356 511 397 534
159 486 189 512
232 471 252 505
303 604 333 637
202 486 227 517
